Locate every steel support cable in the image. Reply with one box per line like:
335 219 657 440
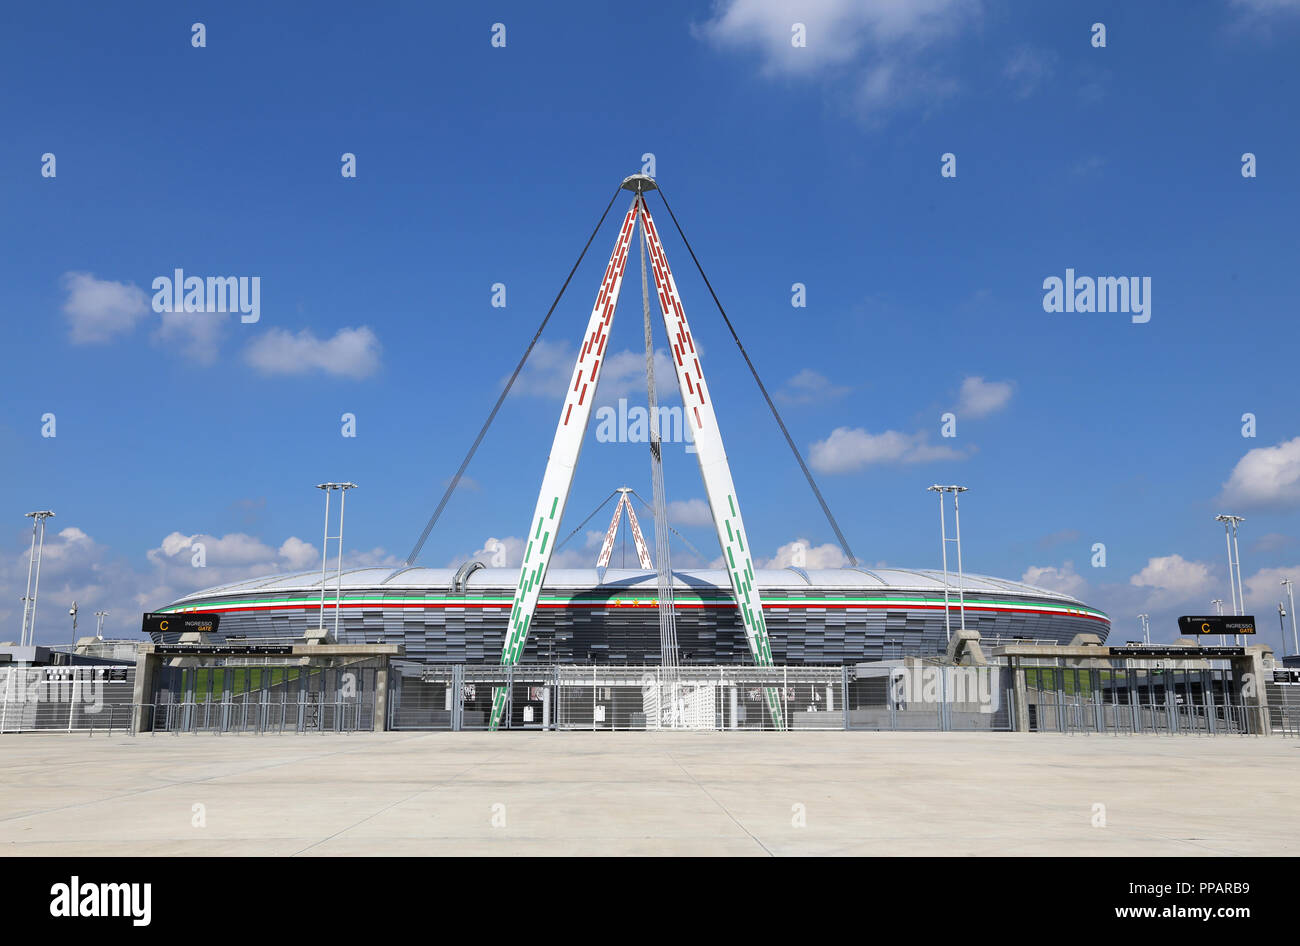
653 186 858 567
405 186 626 565
552 489 620 554
639 202 680 684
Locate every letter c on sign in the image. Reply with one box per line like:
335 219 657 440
160 620 169 631
1202 623 1210 634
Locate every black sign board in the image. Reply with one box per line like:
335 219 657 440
154 644 293 656
1177 615 1256 636
142 612 221 636
1110 646 1245 658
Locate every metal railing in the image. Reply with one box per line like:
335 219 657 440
392 664 847 731
1025 692 1258 735
151 698 370 734
0 699 373 735
0 700 137 734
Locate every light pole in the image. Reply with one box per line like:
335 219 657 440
1279 602 1288 646
1211 598 1224 645
1138 613 1150 645
314 483 358 640
94 610 109 640
1214 514 1246 644
68 601 78 655
20 510 55 647
927 485 969 643
1281 579 1297 656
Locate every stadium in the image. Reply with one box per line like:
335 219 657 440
152 179 1112 679
152 564 1110 664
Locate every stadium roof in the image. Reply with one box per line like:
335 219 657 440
167 565 1084 605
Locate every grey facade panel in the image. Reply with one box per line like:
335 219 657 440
156 571 1109 665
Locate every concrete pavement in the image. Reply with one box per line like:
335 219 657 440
1 731 1296 855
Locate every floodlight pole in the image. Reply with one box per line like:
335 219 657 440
21 510 55 648
95 610 109 640
1211 598 1224 645
1282 578 1297 656
314 483 358 640
334 484 356 639
1138 613 1150 645
928 485 969 643
1214 515 1246 644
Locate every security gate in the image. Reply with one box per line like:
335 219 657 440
1018 665 1257 735
392 664 845 731
150 662 377 733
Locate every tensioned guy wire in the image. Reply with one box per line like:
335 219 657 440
406 186 625 565
654 185 859 567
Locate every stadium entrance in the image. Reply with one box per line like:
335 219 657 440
132 642 401 734
389 664 847 731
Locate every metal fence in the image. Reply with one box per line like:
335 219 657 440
4 660 1290 737
1018 665 1262 736
391 663 1277 735
1269 681 1300 736
0 665 136 733
0 661 379 735
846 665 1013 731
0 700 371 736
147 660 378 733
1023 689 1257 735
391 664 846 731
146 697 371 734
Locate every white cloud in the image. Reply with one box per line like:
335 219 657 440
0 525 136 644
594 348 680 400
1241 564 1300 614
148 531 278 568
455 534 594 570
61 272 149 344
512 339 578 397
809 426 964 474
244 326 381 379
278 537 320 570
1220 436 1300 508
776 369 851 405
761 538 850 569
667 498 713 527
513 340 678 403
1021 562 1087 598
699 0 976 75
142 530 387 605
1129 554 1214 607
0 524 392 645
60 270 236 362
155 309 228 364
956 375 1013 418
698 0 979 116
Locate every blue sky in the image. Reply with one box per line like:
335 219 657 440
1 0 1298 652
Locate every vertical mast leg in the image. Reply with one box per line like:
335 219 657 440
637 195 784 730
488 200 640 730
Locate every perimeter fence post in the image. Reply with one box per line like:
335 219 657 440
841 665 850 731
